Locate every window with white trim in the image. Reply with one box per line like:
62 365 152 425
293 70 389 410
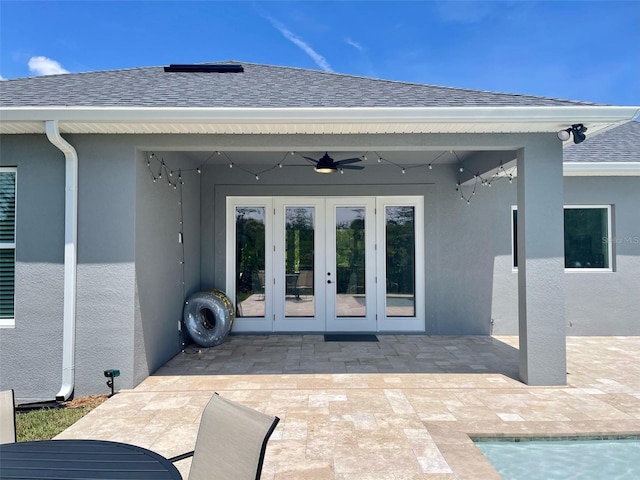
512 205 612 270
0 168 16 322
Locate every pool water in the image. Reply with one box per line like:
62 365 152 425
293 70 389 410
475 438 640 480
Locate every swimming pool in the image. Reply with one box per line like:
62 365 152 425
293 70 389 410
475 437 640 480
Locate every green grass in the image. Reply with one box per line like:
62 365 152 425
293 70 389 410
16 406 97 442
15 395 107 442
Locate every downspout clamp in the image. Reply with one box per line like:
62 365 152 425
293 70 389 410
45 120 78 401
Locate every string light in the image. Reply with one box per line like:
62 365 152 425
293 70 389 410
455 157 516 205
148 149 515 207
146 151 190 350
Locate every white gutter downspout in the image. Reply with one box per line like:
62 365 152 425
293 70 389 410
45 120 78 401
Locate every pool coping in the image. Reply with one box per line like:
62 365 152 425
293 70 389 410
471 433 640 442
425 422 640 480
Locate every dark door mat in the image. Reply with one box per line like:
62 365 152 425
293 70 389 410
324 334 378 342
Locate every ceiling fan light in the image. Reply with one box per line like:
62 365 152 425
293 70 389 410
315 166 337 174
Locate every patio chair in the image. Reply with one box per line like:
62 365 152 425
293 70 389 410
170 393 279 480
0 389 17 444
295 270 314 300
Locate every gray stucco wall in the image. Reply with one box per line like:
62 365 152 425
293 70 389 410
488 176 640 336
0 135 66 402
72 135 137 398
0 134 138 401
562 177 640 334
134 151 201 385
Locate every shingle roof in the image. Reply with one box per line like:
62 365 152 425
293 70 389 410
0 61 604 108
564 121 640 162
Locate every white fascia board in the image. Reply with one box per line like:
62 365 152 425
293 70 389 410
563 162 640 176
1 105 638 126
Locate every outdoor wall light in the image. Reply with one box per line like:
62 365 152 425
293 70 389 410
558 124 587 144
104 369 120 396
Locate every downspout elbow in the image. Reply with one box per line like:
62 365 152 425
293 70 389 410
45 120 78 401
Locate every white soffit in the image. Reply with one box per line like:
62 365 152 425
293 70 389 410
563 162 640 176
1 106 638 135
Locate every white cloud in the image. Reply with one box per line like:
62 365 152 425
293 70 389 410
28 56 69 76
0 74 5 81
345 37 364 52
267 17 332 72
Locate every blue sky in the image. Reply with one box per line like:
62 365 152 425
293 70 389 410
1 1 639 105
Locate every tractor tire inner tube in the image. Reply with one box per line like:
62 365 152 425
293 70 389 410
183 290 235 348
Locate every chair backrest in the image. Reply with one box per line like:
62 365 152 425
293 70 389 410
0 389 17 444
188 394 279 480
296 270 313 289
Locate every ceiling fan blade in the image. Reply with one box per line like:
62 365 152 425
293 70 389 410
335 157 362 166
301 155 319 164
339 165 365 170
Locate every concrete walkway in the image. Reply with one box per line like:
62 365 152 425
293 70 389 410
58 336 640 479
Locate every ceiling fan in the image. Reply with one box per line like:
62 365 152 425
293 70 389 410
301 152 365 174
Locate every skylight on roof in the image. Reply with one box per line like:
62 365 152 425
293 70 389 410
164 64 244 73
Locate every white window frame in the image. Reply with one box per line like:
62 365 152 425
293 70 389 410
563 205 613 272
0 167 17 328
511 204 613 273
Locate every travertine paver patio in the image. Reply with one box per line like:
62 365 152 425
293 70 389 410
58 336 640 479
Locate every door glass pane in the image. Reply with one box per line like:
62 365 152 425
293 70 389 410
335 207 366 317
235 207 265 317
385 206 415 317
285 207 315 317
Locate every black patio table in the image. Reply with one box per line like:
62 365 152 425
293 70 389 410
0 439 182 479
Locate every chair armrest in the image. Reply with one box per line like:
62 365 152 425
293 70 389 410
168 451 195 463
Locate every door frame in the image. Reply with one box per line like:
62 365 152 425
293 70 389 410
226 195 425 333
324 197 377 332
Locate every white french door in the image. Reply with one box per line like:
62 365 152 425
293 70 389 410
271 198 377 332
227 196 424 333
